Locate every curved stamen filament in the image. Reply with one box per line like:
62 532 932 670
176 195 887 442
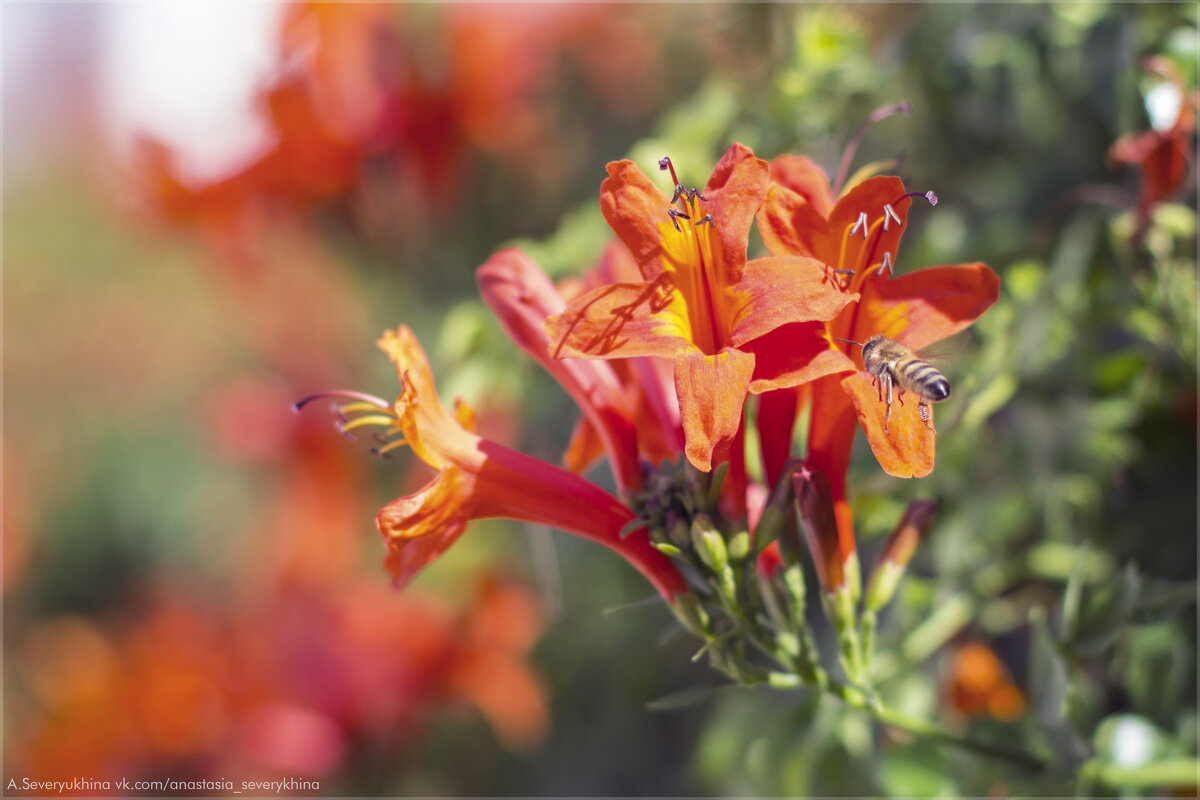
293 390 391 412
338 414 401 433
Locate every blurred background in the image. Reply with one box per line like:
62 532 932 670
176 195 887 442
4 3 1196 796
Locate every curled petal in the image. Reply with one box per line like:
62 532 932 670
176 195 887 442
841 372 935 479
600 160 676 282
378 467 472 588
377 326 477 469
674 346 755 471
856 262 1001 353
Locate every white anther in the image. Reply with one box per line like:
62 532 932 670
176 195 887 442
883 204 902 232
850 211 869 239
876 251 893 277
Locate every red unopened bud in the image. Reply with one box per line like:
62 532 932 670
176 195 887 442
793 465 844 594
865 500 938 612
882 500 938 568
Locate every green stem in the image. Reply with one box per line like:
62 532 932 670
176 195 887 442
1080 757 1200 790
870 704 1047 772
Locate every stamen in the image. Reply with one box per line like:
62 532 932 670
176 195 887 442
338 415 401 433
695 213 715 227
876 250 894 277
293 390 390 413
658 156 680 187
849 211 869 239
882 204 902 232
670 184 685 205
833 100 913 196
371 439 410 457
688 188 707 203
668 207 691 232
898 190 938 207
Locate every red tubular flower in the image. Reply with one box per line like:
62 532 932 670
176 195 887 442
559 242 687 474
477 248 643 495
758 160 1000 578
305 326 686 599
545 144 857 474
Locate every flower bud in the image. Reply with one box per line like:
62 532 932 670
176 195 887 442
690 514 728 573
792 466 845 594
865 500 937 612
669 593 711 636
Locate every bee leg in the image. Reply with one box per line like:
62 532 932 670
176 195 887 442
919 400 936 432
896 389 905 407
883 373 893 434
874 373 882 403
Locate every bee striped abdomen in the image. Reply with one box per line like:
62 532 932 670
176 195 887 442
896 358 950 401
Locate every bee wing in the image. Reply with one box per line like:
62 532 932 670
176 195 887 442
912 331 971 365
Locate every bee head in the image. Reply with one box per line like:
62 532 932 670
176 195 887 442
860 334 886 360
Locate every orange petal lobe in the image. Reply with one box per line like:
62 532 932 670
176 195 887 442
545 279 692 361
746 322 857 393
701 143 770 287
841 372 935 479
600 160 674 282
856 262 1001 352
769 154 835 216
729 256 857 346
378 467 472 588
757 182 833 259
674 347 755 471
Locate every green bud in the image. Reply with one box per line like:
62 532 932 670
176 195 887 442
822 584 856 632
845 550 862 606
690 514 728 573
864 560 904 612
727 529 750 562
669 593 711 636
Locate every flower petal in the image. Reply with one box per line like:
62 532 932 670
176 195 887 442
479 248 641 493
805 374 860 562
728 256 858 346
378 466 472 588
702 143 770 287
855 262 1001 352
841 372 935 479
600 160 675 282
745 322 857 393
377 326 478 469
674 346 755 471
563 416 604 475
757 182 833 259
769 154 835 216
545 279 693 360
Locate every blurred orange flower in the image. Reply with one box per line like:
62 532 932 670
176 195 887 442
946 642 1026 722
9 572 548 783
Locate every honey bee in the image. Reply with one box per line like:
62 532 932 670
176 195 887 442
834 335 950 434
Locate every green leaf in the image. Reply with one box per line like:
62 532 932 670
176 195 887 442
646 684 720 712
1130 577 1198 625
1066 563 1140 655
